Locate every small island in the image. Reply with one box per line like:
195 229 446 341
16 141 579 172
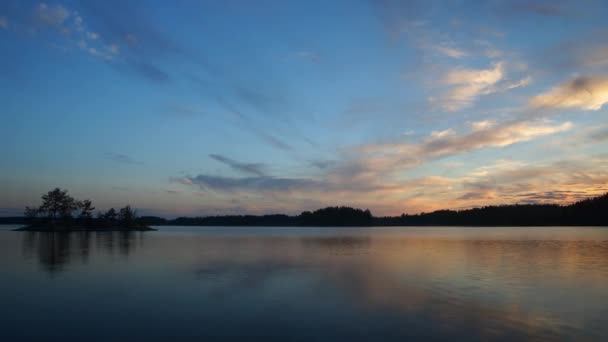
15 188 155 231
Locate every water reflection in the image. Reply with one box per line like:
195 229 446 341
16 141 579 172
4 227 608 341
184 233 608 340
21 231 143 274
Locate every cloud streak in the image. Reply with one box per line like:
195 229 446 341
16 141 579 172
185 174 324 194
359 119 573 170
104 152 143 165
209 154 267 177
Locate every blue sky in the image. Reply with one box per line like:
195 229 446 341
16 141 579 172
2 0 608 217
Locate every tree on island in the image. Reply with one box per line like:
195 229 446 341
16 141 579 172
103 208 118 221
20 188 153 231
78 199 95 219
118 205 137 228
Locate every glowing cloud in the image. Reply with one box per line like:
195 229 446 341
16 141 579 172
531 76 608 111
435 62 504 111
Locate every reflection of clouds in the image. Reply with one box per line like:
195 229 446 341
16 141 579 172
182 233 608 339
11 229 608 339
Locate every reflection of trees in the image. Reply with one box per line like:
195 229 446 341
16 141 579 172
22 231 143 274
95 231 137 256
21 232 73 274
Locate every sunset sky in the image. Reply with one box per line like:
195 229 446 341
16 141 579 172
2 0 608 217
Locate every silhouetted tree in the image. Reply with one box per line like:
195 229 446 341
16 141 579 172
104 208 117 221
118 205 137 227
38 188 78 221
24 206 39 224
78 199 95 219
19 189 153 231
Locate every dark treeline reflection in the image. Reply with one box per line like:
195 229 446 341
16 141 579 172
2 227 608 340
21 231 143 274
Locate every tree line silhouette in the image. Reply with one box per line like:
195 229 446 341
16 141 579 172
135 193 608 227
15 188 152 231
2 190 606 227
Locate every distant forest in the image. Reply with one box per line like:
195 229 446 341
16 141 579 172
4 192 607 227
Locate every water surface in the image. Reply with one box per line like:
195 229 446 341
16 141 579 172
1 225 607 341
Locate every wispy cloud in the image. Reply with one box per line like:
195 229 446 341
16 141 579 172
165 104 204 118
124 58 169 82
432 62 501 111
216 97 296 152
1 2 181 82
209 154 267 177
434 44 468 59
29 3 117 61
530 76 608 111
184 174 324 194
104 152 143 165
503 0 570 17
459 158 608 205
358 119 573 171
431 62 531 112
34 3 70 28
589 125 608 142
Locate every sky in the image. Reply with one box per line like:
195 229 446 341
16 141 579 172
1 0 608 217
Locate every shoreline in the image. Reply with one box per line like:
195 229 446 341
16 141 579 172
13 226 156 232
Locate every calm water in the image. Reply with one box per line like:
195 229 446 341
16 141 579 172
1 225 607 341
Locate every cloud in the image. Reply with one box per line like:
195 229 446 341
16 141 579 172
185 174 324 194
215 95 296 153
171 150 608 216
124 59 170 83
458 158 608 205
431 62 532 112
359 120 573 169
502 76 532 91
34 3 69 27
209 154 267 177
470 120 495 131
571 44 608 69
22 2 120 61
371 0 433 41
433 62 504 111
104 152 143 165
0 16 7 29
422 120 573 157
434 45 468 59
504 0 570 17
530 76 608 111
258 131 294 151
86 31 98 40
538 29 608 73
4 1 186 82
429 128 455 139
165 104 203 118
310 160 336 170
590 126 608 142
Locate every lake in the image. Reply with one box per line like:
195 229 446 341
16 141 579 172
1 225 607 341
